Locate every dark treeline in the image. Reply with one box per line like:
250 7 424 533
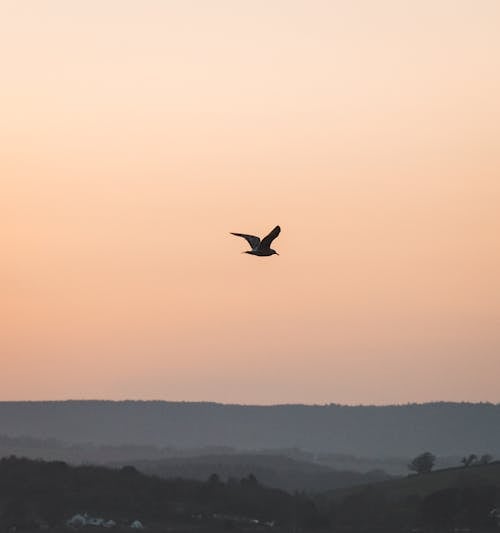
0 456 324 531
1 456 499 532
1 401 500 457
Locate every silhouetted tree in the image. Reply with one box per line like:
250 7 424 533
461 454 478 467
207 473 222 485
408 452 435 474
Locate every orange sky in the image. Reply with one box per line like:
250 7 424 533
2 1 500 404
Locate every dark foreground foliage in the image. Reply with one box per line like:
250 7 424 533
0 456 325 532
1 456 499 532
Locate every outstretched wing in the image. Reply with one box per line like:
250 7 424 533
260 225 281 250
230 232 261 250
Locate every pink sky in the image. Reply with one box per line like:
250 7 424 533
2 1 500 404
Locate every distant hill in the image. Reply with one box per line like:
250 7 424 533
121 453 391 493
0 433 177 464
0 401 499 457
0 435 391 492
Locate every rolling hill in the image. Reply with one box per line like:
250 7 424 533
0 401 499 458
121 453 391 493
320 462 500 532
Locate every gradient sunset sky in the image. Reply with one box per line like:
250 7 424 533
2 1 499 404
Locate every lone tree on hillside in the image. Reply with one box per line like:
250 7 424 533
461 454 478 467
408 452 436 474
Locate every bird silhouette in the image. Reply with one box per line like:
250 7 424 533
231 225 281 256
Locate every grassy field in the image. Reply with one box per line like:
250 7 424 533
327 461 500 502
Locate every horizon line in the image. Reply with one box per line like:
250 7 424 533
0 399 498 407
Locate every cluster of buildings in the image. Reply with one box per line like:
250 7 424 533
66 514 144 529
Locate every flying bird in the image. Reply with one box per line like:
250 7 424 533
231 225 281 256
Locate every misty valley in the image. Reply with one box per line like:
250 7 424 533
0 401 499 532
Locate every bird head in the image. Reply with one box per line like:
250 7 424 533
271 249 279 256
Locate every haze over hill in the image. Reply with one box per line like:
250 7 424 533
116 454 390 493
1 401 499 458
